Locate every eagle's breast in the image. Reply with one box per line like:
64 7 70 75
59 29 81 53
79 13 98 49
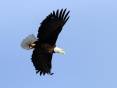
39 43 56 53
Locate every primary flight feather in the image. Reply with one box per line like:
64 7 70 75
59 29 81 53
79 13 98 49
21 9 70 76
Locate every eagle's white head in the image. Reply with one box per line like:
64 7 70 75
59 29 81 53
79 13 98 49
21 34 37 50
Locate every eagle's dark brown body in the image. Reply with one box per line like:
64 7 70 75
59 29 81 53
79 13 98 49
31 9 70 75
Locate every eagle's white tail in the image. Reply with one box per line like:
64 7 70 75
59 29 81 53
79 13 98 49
54 47 65 55
21 34 37 50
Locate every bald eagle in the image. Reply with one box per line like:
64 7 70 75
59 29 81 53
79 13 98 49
21 9 70 75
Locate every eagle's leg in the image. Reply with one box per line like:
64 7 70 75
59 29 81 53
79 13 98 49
54 47 65 55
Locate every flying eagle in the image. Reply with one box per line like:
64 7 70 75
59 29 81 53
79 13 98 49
21 9 70 75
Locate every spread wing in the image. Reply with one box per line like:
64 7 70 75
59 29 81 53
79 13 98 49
37 9 70 45
31 44 53 75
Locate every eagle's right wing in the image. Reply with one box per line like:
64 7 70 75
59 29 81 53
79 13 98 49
37 9 70 45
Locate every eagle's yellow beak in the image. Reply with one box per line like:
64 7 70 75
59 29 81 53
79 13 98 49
29 43 36 49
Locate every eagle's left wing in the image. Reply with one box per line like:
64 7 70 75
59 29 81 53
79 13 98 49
31 45 53 75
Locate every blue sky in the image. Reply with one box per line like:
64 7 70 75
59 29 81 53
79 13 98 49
0 0 117 88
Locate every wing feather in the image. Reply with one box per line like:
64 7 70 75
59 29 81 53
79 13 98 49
31 44 53 75
37 9 70 45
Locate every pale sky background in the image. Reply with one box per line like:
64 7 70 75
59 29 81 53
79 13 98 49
0 0 117 88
